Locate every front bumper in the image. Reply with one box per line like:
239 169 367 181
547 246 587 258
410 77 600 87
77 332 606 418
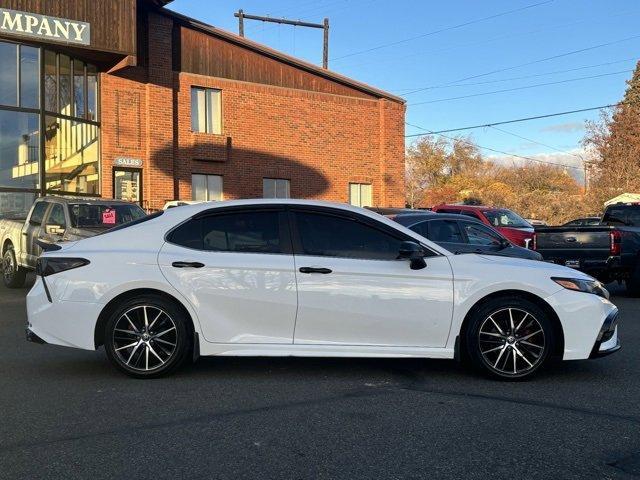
589 309 621 358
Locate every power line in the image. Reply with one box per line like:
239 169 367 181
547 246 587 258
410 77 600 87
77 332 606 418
341 8 636 71
403 34 640 96
405 102 622 136
405 122 582 170
392 57 637 93
330 0 554 62
489 125 583 161
408 69 633 106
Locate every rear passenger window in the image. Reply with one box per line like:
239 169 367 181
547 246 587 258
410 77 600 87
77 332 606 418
29 202 49 225
168 211 284 254
428 220 464 243
294 211 403 260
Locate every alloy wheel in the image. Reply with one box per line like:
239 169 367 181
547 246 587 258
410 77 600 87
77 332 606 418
478 307 546 377
112 305 178 372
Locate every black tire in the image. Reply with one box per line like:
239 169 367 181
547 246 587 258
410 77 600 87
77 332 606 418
104 294 192 378
465 296 555 381
2 246 26 288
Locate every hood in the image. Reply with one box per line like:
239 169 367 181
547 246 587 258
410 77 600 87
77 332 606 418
477 254 594 279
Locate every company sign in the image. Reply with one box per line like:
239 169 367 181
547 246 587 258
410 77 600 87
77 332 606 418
0 9 90 46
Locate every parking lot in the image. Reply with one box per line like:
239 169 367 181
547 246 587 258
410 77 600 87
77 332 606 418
0 276 638 480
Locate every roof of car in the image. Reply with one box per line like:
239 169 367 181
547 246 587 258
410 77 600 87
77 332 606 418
434 204 496 210
159 199 456 255
38 196 140 205
393 212 486 227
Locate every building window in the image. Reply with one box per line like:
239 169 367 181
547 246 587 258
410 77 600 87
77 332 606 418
191 87 221 134
0 40 100 217
192 174 223 201
349 183 372 207
263 178 290 199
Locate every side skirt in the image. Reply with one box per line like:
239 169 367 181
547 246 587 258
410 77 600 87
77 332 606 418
198 342 455 359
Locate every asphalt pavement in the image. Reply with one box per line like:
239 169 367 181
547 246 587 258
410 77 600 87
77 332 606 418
1 275 639 480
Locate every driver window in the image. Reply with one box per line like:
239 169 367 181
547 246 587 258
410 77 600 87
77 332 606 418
294 211 403 260
463 223 501 246
428 220 464 243
46 204 66 231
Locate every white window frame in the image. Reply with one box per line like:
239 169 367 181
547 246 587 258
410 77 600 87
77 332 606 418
349 183 372 207
263 178 290 199
192 174 223 201
191 87 222 134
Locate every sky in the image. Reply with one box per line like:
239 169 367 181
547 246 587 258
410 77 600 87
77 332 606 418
168 0 640 181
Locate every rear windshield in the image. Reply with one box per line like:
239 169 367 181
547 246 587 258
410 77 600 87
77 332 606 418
68 203 146 229
482 209 531 228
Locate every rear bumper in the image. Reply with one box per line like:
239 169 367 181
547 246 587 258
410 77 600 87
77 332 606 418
26 278 101 350
589 309 621 358
25 327 47 344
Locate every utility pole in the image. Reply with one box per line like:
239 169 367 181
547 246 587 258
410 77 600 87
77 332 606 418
237 9 244 37
234 10 330 69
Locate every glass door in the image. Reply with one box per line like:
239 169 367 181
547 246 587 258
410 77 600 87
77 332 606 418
113 168 142 205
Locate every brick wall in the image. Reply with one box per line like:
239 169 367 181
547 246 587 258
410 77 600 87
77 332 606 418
101 14 406 211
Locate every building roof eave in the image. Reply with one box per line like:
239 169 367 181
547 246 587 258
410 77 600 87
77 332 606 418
160 8 405 104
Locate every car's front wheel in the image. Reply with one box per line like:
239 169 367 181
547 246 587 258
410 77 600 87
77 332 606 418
465 297 555 380
2 246 26 288
104 295 192 378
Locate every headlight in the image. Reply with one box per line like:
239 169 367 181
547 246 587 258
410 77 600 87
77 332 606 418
552 277 609 299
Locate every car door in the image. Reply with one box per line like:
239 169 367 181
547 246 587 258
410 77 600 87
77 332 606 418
420 219 471 254
22 200 50 268
460 221 503 254
158 207 298 344
290 208 454 348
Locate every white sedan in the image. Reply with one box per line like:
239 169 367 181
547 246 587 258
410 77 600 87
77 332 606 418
26 200 620 380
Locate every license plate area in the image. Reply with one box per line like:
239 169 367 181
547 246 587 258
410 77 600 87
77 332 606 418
564 260 580 268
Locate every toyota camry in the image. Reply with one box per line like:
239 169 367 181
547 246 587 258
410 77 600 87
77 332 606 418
25 200 620 380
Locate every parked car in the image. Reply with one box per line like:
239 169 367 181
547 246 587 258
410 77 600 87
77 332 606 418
431 204 535 247
527 219 548 227
1 196 146 288
163 200 205 210
392 212 542 261
366 207 420 216
534 203 640 294
562 217 602 227
26 199 618 380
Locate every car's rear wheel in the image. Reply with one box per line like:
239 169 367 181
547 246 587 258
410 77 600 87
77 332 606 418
2 246 26 288
104 295 191 378
465 297 555 380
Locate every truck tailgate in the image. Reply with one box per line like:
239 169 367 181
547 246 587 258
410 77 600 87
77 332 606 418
535 226 612 266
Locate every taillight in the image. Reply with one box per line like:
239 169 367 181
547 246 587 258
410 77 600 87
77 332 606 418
610 230 622 256
36 257 90 277
532 233 537 250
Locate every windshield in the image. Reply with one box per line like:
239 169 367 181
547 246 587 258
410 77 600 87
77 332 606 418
483 209 531 228
68 203 146 229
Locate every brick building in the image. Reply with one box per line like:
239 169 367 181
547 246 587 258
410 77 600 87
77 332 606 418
0 0 405 216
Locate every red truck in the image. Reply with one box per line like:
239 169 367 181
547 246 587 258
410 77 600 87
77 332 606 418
431 204 535 247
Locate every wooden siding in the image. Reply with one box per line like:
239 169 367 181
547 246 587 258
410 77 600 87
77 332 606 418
179 26 376 100
0 0 137 55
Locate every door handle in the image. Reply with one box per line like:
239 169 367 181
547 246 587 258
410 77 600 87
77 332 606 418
299 266 332 274
172 261 205 268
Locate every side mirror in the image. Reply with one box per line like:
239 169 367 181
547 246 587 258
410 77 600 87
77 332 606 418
398 241 427 270
499 238 511 249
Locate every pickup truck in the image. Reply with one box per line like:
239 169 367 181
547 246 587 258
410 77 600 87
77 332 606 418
534 203 640 294
0 196 146 288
